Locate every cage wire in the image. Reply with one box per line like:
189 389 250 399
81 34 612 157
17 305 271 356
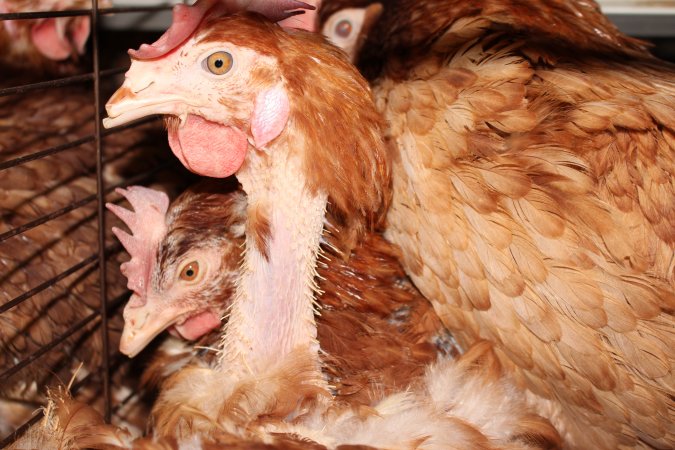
0 2 182 446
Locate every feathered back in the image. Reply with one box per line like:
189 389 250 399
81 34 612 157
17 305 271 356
317 1 675 448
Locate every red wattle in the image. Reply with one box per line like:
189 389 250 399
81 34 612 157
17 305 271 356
174 310 221 341
168 114 248 178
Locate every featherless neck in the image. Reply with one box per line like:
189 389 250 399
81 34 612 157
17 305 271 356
220 140 327 376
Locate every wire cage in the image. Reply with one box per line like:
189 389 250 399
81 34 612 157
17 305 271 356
0 2 190 446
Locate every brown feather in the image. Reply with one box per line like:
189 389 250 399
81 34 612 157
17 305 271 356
319 0 675 447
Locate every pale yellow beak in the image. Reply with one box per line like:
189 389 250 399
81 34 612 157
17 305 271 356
102 60 187 129
120 296 197 358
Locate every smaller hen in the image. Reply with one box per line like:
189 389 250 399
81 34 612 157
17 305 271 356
107 179 455 405
104 179 561 449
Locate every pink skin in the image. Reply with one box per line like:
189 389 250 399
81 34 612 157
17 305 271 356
0 1 92 61
167 88 289 178
119 293 222 357
0 2 19 37
251 86 291 148
33 16 91 60
105 38 291 179
164 88 289 179
31 18 71 60
171 310 222 341
107 187 169 298
168 114 248 178
70 15 90 54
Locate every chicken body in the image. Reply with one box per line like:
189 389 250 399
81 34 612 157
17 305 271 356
320 1 675 448
101 13 561 447
99 180 559 449
141 185 561 447
10 341 560 450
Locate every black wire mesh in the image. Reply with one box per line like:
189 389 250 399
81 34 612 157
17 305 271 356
0 2 181 446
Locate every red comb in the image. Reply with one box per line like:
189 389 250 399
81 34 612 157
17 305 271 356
128 0 315 60
106 186 169 300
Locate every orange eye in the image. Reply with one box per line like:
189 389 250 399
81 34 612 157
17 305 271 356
335 19 352 38
204 51 233 75
179 261 199 282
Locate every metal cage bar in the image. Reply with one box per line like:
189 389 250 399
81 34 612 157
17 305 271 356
0 254 99 315
0 68 125 98
0 289 128 383
0 292 129 448
0 1 177 446
91 0 112 423
0 5 175 21
0 116 157 172
0 158 166 245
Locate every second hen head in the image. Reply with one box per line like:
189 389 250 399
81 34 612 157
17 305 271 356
107 180 245 357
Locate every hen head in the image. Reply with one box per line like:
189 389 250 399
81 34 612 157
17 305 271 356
320 3 381 62
106 183 244 357
104 10 388 235
106 15 293 178
0 0 99 68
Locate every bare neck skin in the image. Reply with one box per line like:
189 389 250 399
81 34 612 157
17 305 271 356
220 138 327 378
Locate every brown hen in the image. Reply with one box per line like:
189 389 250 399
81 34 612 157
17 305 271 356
7 178 561 449
107 179 457 406
319 0 675 448
103 8 389 412
127 183 559 449
102 11 561 447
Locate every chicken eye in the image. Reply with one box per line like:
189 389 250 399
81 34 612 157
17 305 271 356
179 261 200 282
204 51 233 75
335 19 352 38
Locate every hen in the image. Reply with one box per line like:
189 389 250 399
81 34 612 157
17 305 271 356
107 179 457 406
319 0 675 448
101 9 562 447
104 3 388 405
8 178 560 448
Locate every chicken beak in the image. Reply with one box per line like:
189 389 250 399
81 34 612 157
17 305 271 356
102 60 186 129
120 298 194 358
363 4 383 34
